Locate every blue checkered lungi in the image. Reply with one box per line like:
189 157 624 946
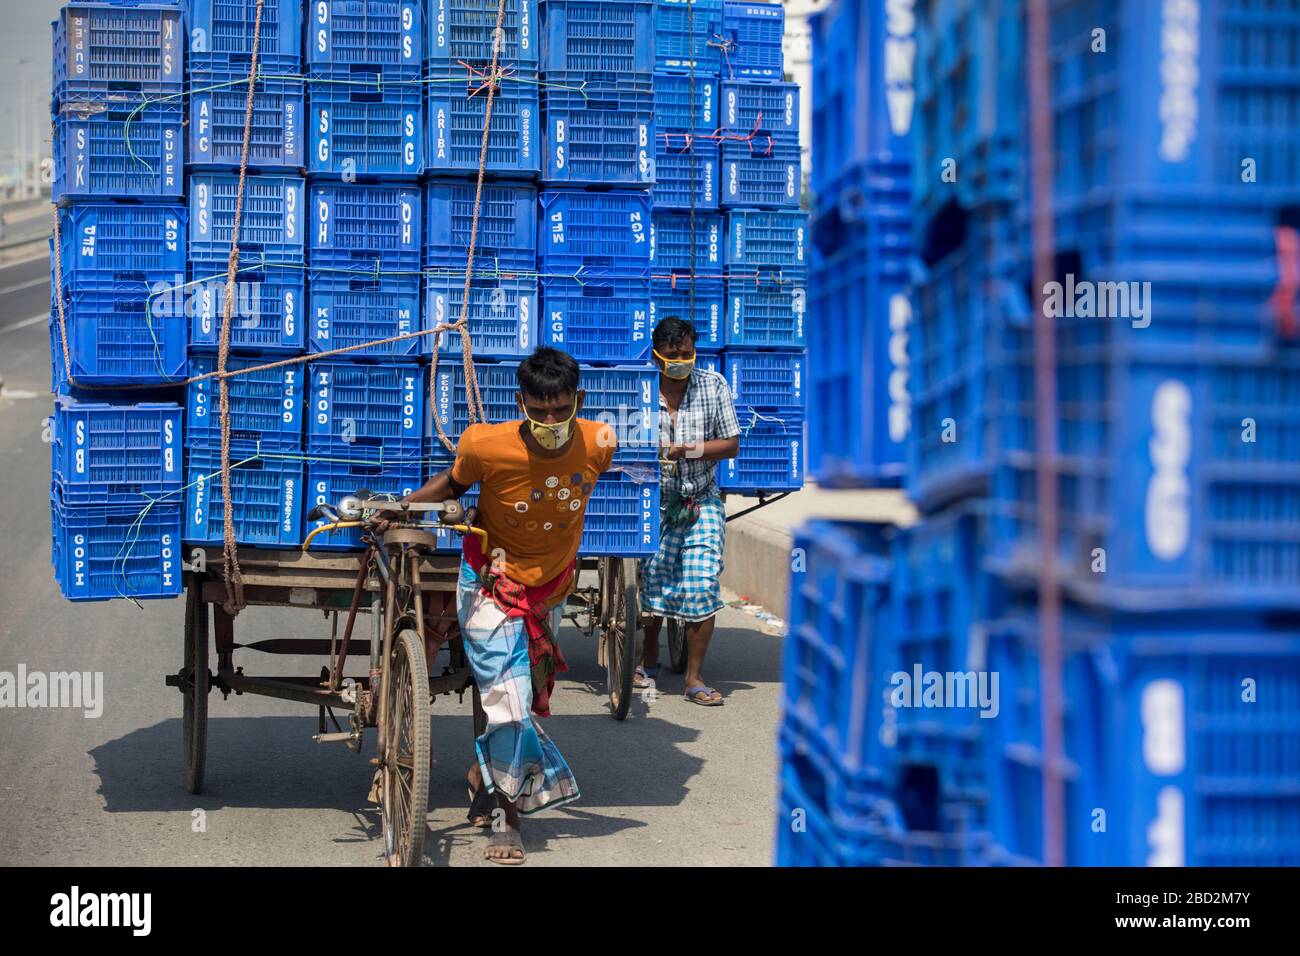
457 559 580 814
638 494 727 623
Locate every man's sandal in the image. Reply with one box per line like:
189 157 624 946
485 828 526 865
632 664 661 689
684 685 723 706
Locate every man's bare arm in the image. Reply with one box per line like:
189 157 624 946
404 468 470 504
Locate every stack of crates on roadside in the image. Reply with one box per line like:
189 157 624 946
713 1 804 495
780 0 1300 868
180 0 308 551
775 0 918 865
297 1 427 551
48 3 187 601
528 0 661 556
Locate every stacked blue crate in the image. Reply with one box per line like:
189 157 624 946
807 0 914 488
425 182 539 359
185 0 305 172
651 48 722 350
304 1 424 174
48 4 188 602
721 209 806 493
424 0 540 178
538 189 652 362
184 355 306 547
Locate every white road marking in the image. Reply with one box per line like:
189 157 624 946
0 275 49 296
0 314 46 336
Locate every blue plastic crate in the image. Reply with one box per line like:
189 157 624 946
724 350 804 408
724 274 805 348
987 341 1300 612
782 520 893 778
913 0 1023 220
809 0 915 200
52 4 183 101
304 0 424 71
56 203 186 287
52 100 184 202
426 182 538 273
308 287 424 357
983 610 1300 867
425 272 539 360
308 183 424 292
721 404 802 492
725 209 807 273
428 360 659 466
186 0 304 73
653 71 719 133
51 282 187 387
649 275 724 350
540 0 655 73
719 140 800 208
652 137 718 210
807 220 912 487
655 0 723 75
425 0 539 71
307 68 424 177
650 211 723 273
813 158 912 255
188 257 306 352
188 70 306 170
51 494 183 601
720 1 783 81
51 395 183 505
905 207 1029 510
721 79 798 142
184 438 304 547
424 66 541 177
304 444 424 550
189 172 306 260
540 272 651 363
306 362 426 455
580 473 660 556
539 189 652 273
541 71 655 185
186 354 305 445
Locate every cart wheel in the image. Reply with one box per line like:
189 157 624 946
667 618 689 674
600 558 639 721
381 629 430 867
182 575 209 795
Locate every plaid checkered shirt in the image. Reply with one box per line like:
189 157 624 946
658 367 741 498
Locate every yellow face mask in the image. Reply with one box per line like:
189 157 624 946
519 399 578 450
653 348 696 381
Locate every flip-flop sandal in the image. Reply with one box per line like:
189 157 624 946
485 827 526 865
632 664 661 689
685 685 723 706
467 784 495 829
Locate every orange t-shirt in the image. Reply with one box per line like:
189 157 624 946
450 419 617 586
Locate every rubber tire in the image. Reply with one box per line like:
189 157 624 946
382 629 431 867
667 617 688 674
603 558 639 721
182 576 209 795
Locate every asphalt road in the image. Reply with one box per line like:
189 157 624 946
0 255 783 866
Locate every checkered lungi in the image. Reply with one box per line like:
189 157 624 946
638 494 727 623
457 559 580 814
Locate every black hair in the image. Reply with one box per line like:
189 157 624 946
517 347 581 400
652 316 698 351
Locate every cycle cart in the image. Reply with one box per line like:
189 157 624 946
167 495 645 867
